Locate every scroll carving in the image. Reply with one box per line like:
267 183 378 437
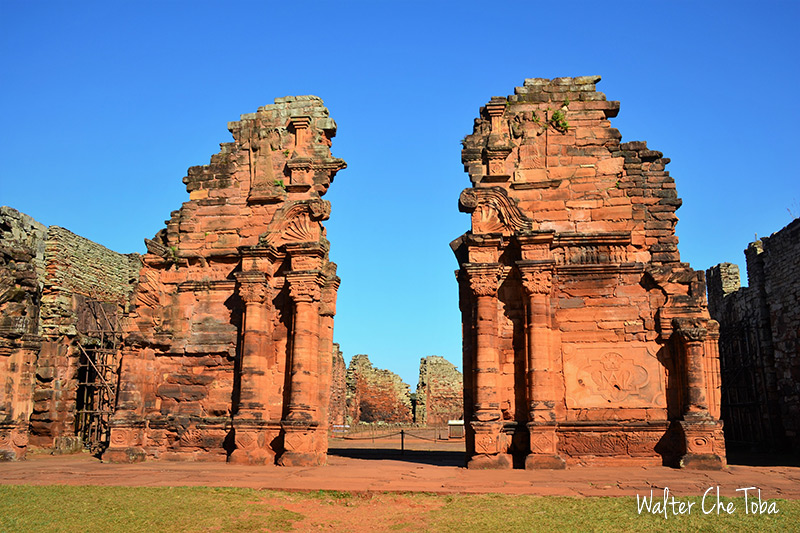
458 187 535 234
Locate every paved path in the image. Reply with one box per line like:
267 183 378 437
2 452 799 499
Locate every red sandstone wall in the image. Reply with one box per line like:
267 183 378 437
105 96 345 466
454 77 724 469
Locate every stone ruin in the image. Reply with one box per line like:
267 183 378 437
707 218 800 453
345 354 412 425
0 207 140 460
103 96 346 466
452 76 725 469
415 356 463 426
2 79 735 469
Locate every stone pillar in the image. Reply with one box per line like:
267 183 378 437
519 266 564 469
675 318 725 470
278 270 324 466
227 270 274 465
316 274 339 455
465 263 510 469
235 272 271 418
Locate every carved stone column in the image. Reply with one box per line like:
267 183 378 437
227 268 277 465
235 271 271 418
278 270 324 466
674 318 725 470
519 265 564 469
464 263 510 469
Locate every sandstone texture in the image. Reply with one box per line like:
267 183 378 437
707 218 800 453
103 96 345 466
453 77 725 469
414 356 462 426
346 354 412 424
0 206 140 460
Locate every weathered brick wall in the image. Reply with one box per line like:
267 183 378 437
708 218 800 451
415 356 462 426
346 354 412 424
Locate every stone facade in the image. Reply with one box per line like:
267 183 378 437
414 356 463 426
453 77 725 469
707 218 800 452
103 96 345 466
0 207 140 460
346 354 412 424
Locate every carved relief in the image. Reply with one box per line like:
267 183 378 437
468 274 498 297
521 270 552 295
283 212 318 242
284 430 312 453
530 430 557 454
563 344 666 409
235 431 256 451
475 433 497 454
179 428 203 447
674 318 707 343
239 283 268 305
472 204 506 234
458 187 535 234
288 279 321 303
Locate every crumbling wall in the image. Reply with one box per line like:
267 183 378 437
105 96 345 466
454 76 724 469
346 354 412 424
415 356 462 426
707 218 800 451
0 207 45 459
0 207 140 459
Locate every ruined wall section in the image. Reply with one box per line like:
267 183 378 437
346 354 412 424
761 220 800 447
455 76 723 470
107 96 345 466
415 356 462 426
0 207 45 459
1 207 141 458
329 343 346 427
708 219 800 450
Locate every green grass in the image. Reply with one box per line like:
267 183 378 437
0 485 797 532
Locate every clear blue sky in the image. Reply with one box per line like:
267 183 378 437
2 1 798 387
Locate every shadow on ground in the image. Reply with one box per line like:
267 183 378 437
327 447 466 467
726 449 800 467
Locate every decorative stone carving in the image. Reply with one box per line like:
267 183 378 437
521 270 552 295
468 274 497 297
288 278 322 303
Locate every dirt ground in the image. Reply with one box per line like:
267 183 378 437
2 437 799 500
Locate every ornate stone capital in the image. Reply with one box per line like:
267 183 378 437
468 272 498 297
286 274 323 303
521 270 552 295
235 272 269 304
239 283 269 304
673 318 707 343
